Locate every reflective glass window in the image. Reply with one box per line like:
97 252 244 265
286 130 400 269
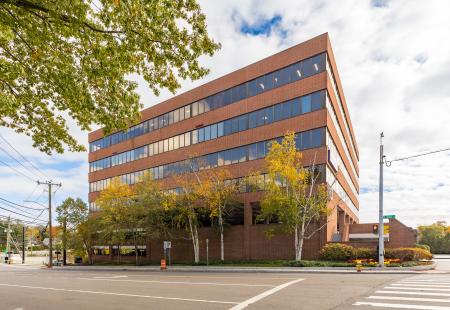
179 134 184 148
232 118 240 133
289 62 302 82
223 89 232 105
249 112 257 129
178 107 185 121
192 102 198 116
311 128 324 148
217 122 224 137
224 120 232 136
238 115 247 131
168 137 174 151
301 131 312 149
173 109 179 123
185 132 191 146
311 90 325 111
204 126 211 141
210 123 217 139
282 101 292 119
158 140 163 153
264 73 274 91
264 107 273 124
184 105 191 119
238 84 247 101
248 80 257 97
301 95 311 114
192 130 198 144
198 127 205 142
249 144 257 161
274 104 283 121
198 100 205 115
256 76 265 94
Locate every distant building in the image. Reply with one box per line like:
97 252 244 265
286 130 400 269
87 33 360 260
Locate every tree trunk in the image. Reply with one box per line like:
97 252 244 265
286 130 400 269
294 225 305 261
134 232 138 266
188 216 200 263
218 210 224 261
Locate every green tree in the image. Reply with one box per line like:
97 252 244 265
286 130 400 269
56 197 88 265
0 0 220 154
259 131 330 261
418 222 449 254
76 215 101 264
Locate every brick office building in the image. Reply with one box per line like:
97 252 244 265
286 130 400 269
87 33 360 261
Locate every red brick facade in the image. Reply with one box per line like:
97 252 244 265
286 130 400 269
88 33 360 261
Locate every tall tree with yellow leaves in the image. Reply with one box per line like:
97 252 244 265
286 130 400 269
260 131 330 261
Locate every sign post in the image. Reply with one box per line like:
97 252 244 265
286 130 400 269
206 239 209 266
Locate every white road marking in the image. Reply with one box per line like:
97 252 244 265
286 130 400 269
403 280 450 283
92 275 128 279
77 277 275 287
367 295 450 303
385 286 450 292
353 301 450 309
376 290 450 297
399 282 450 286
228 278 304 310
0 283 238 305
392 283 450 288
112 274 301 281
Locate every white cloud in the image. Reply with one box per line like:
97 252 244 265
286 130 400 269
1 0 449 228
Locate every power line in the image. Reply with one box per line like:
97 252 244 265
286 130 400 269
0 214 41 225
0 133 49 179
0 145 42 179
0 197 46 211
386 147 450 166
0 204 46 222
0 200 40 217
0 158 36 182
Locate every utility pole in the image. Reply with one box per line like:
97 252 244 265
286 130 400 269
6 216 11 263
38 180 61 268
22 225 25 264
378 132 385 267
62 217 67 266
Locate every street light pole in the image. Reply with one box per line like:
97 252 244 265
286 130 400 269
378 132 385 267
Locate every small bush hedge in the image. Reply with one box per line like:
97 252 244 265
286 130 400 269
319 243 353 261
385 248 433 262
352 247 376 259
320 244 433 262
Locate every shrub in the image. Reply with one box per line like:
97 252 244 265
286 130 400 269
416 244 431 252
385 248 433 262
352 247 376 260
319 243 353 261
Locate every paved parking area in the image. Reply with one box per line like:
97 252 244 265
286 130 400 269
0 264 413 310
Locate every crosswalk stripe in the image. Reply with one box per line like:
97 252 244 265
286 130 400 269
376 290 450 297
392 283 450 288
353 301 450 309
385 286 450 292
367 295 450 303
399 282 450 286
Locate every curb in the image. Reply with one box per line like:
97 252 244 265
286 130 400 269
53 262 436 274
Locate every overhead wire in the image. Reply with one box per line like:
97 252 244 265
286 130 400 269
0 158 37 182
0 197 46 211
385 147 450 166
0 145 42 180
0 133 50 179
0 204 47 222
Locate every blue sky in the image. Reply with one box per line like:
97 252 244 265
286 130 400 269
1 0 450 227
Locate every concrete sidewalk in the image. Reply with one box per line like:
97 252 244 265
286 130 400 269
54 263 436 274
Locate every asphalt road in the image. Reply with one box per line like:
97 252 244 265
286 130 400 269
1 258 450 310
